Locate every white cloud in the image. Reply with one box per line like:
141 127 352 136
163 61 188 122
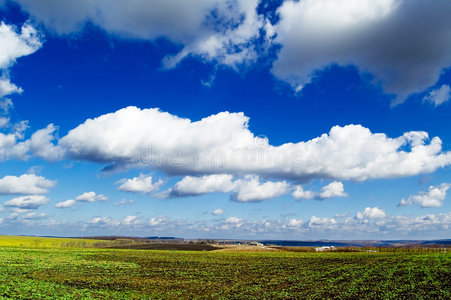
222 216 243 229
287 218 304 227
0 21 42 98
54 191 108 209
22 124 64 161
86 216 119 227
116 173 163 194
85 215 142 228
4 195 49 209
318 181 347 199
167 174 235 197
0 22 61 164
272 0 451 104
149 216 166 226
0 123 62 162
75 191 108 202
58 106 451 182
163 174 289 202
293 181 347 200
121 216 139 226
54 199 76 208
0 131 26 160
6 208 49 224
0 21 42 69
0 77 22 98
399 183 450 208
423 85 451 107
292 186 315 200
356 207 386 220
307 216 337 230
212 208 224 216
231 176 290 202
0 174 56 195
12 0 262 69
226 217 242 224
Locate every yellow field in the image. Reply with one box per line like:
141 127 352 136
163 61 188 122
0 235 106 248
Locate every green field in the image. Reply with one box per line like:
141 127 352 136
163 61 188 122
0 235 108 248
0 239 449 299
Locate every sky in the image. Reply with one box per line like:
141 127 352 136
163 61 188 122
0 0 450 240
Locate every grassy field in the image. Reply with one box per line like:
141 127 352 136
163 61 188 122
0 241 449 299
0 235 109 248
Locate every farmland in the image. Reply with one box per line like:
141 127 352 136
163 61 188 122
0 237 449 299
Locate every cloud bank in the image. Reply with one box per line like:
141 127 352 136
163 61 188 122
28 209 450 240
57 107 451 182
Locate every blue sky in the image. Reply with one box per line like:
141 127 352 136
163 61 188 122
0 0 450 239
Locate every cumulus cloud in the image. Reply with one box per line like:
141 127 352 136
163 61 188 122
12 0 262 69
307 216 337 230
293 181 347 200
20 124 64 161
116 173 163 194
318 181 347 199
292 186 315 200
221 216 243 230
58 106 451 182
226 217 242 224
0 22 63 163
149 216 166 227
0 21 42 98
356 207 386 220
399 183 450 208
55 191 107 208
0 21 41 69
75 191 107 202
423 85 451 107
288 218 304 227
54 199 76 208
163 174 289 202
166 174 235 197
0 123 62 162
0 173 56 195
4 195 49 209
212 208 224 216
272 0 451 104
231 176 290 202
6 208 49 224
